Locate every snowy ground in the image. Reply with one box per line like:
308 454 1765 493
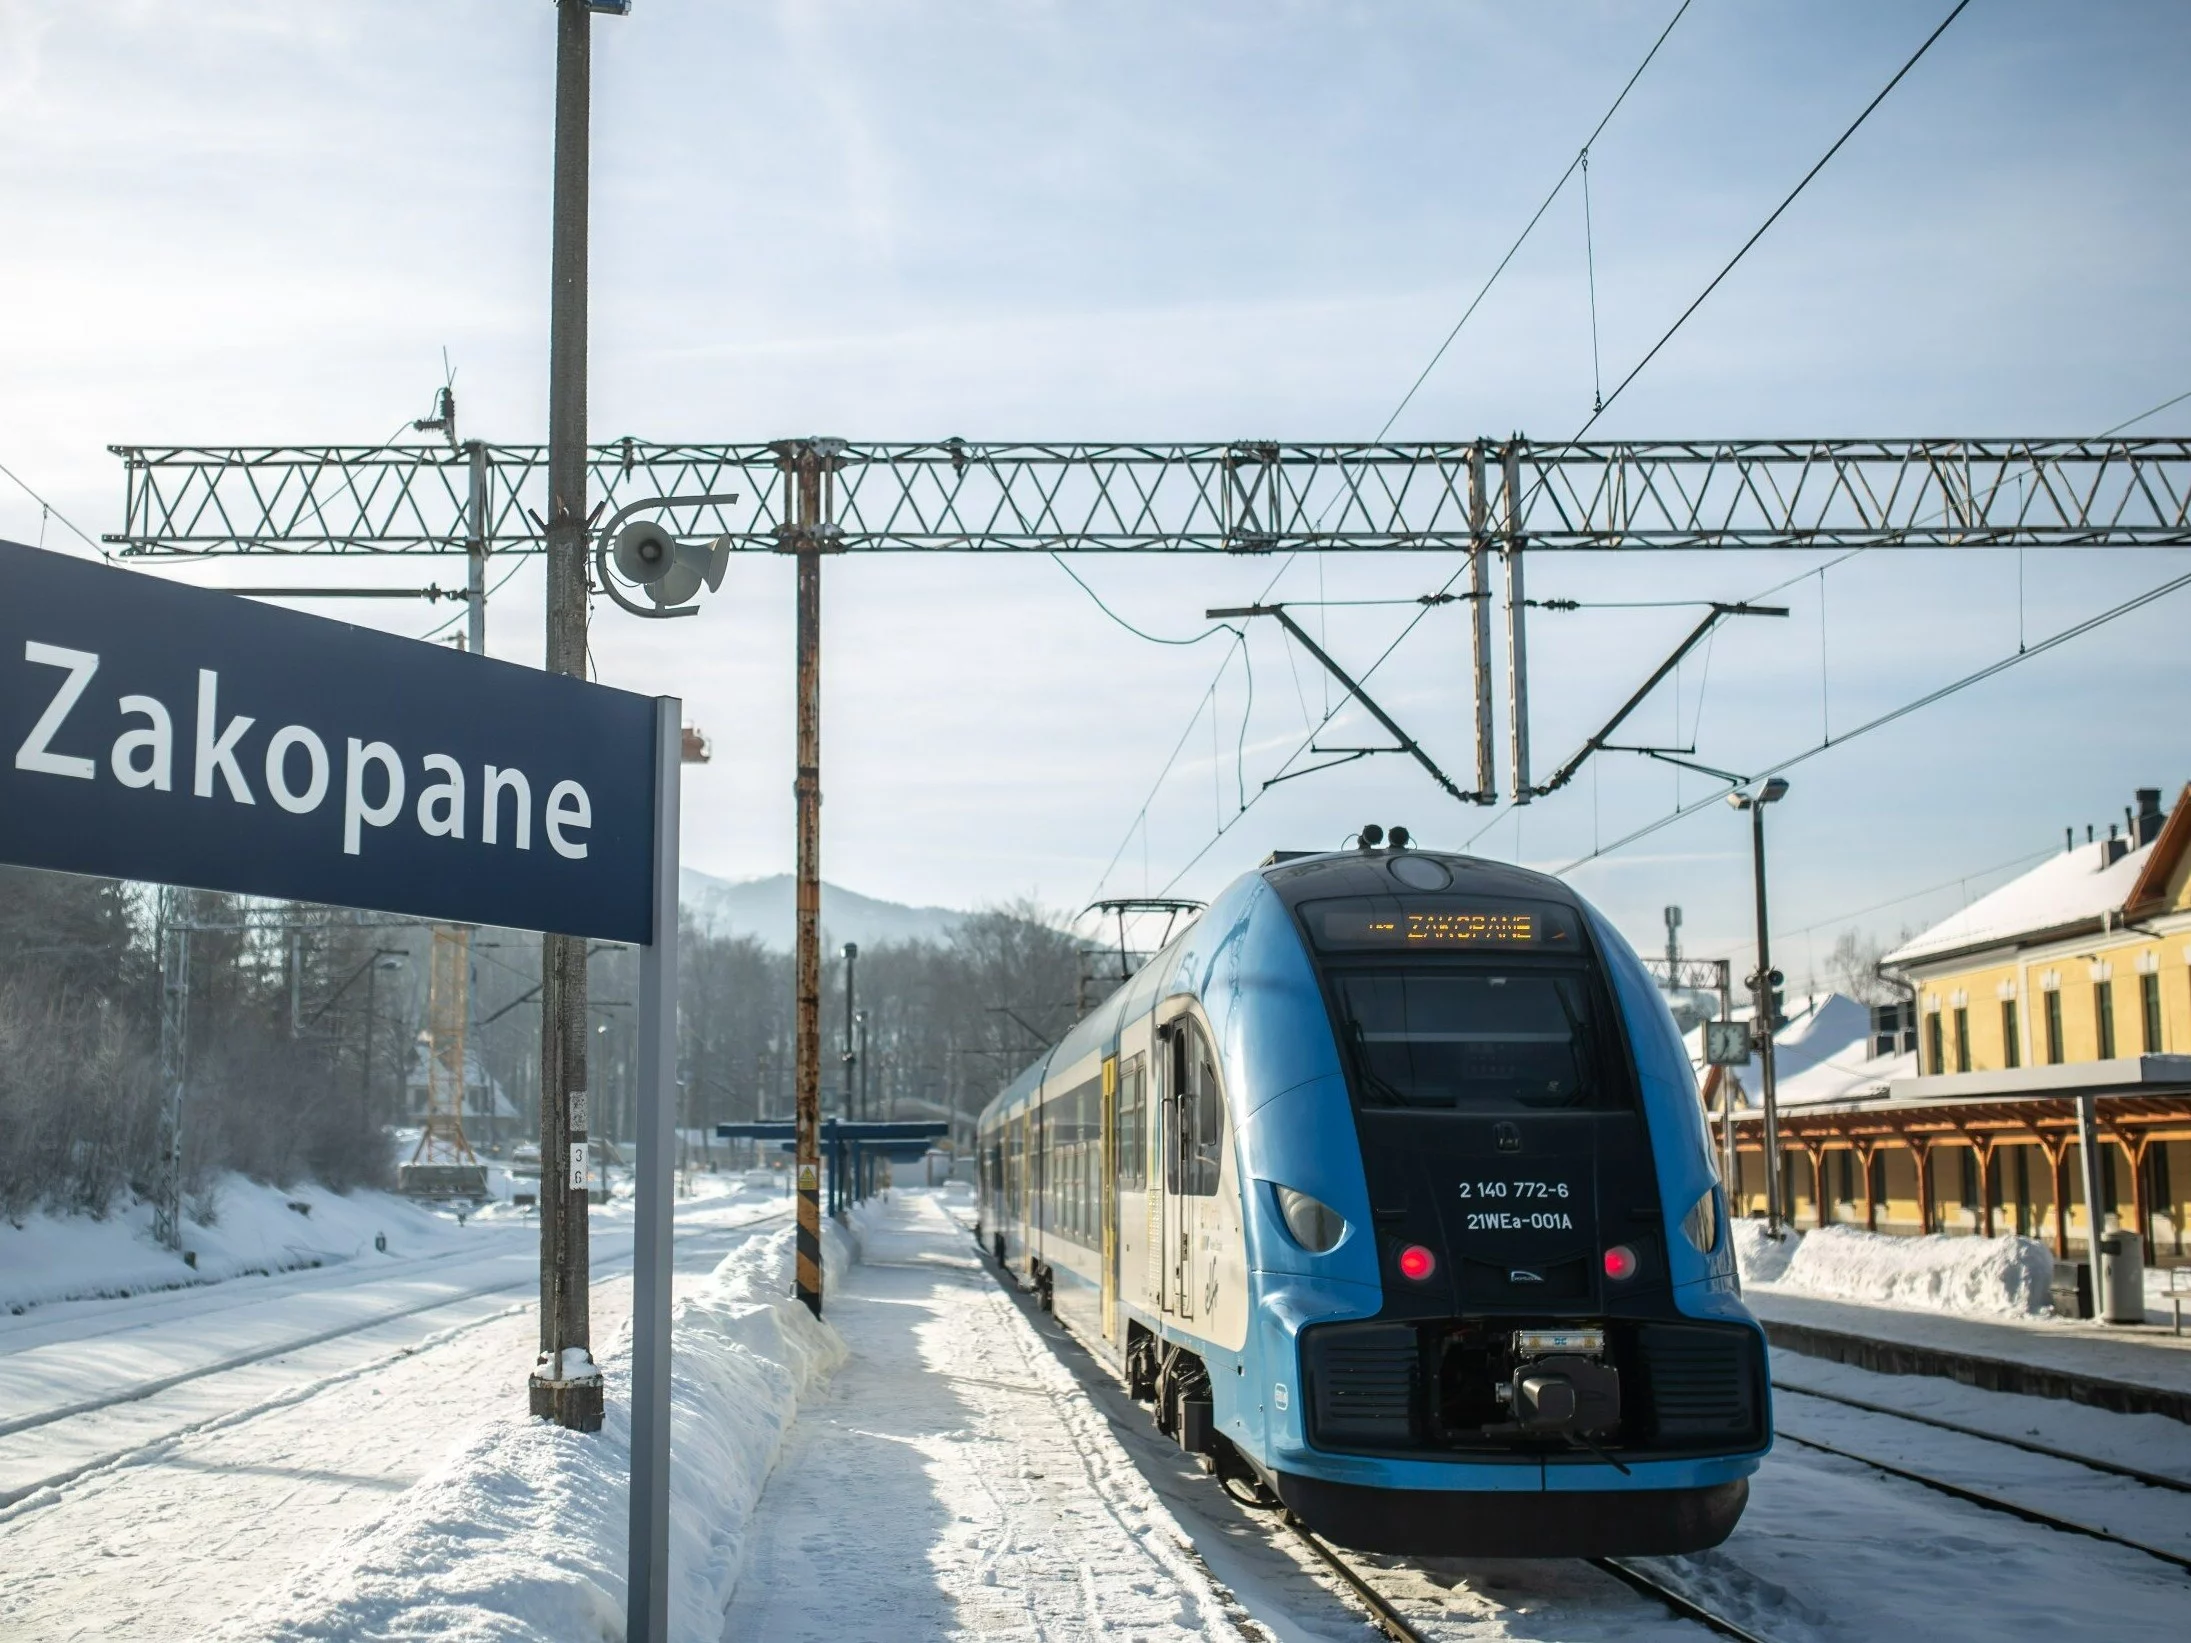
722 1191 1257 1641
12 1183 2189 1641
0 1174 788 1642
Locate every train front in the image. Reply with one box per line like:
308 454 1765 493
1222 847 1769 1558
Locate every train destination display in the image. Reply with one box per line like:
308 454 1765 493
1311 897 1580 950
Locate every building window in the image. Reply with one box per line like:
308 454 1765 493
2095 981 2116 1060
1837 1150 1855 1204
1953 1007 1971 1073
2001 999 2021 1069
1959 1149 1980 1212
2142 973 2163 1055
2044 991 2064 1064
1926 1011 1945 1076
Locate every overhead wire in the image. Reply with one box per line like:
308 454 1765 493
1223 2 1693 656
1048 552 1241 647
0 457 109 560
1376 0 1694 441
1572 0 1972 441
1554 557 2191 875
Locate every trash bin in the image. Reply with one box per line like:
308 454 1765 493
2100 1231 2145 1325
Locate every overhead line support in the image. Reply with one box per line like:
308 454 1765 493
1208 604 1490 805
1533 602 1789 798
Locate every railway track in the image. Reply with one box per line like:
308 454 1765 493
1770 1377 2191 1496
1774 1421 2191 1575
1275 1511 1781 1642
0 1207 791 1511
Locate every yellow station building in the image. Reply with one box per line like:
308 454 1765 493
1723 786 2191 1265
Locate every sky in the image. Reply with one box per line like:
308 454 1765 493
2 0 2187 992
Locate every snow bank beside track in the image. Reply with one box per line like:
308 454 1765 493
0 1175 478 1314
224 1219 853 1643
1737 1221 2054 1318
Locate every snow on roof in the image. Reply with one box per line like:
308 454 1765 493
1771 993 1874 1083
1777 1045 1917 1107
1688 992 1881 1108
1884 838 2153 968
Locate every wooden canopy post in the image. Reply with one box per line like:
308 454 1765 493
1856 1141 1880 1231
1910 1137 1936 1236
1970 1134 1998 1239
2111 1128 2152 1245
2038 1134 2072 1258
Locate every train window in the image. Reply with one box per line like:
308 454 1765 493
1163 1018 1225 1196
1117 1055 1147 1189
1333 970 1625 1111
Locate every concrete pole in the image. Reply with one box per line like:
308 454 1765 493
531 0 600 1432
1502 443 1531 806
1467 441 1495 802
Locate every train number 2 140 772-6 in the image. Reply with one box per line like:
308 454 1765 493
1457 1178 1571 1200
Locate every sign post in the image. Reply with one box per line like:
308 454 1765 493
626 697 680 1641
0 539 683 1643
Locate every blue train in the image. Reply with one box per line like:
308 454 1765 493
975 836 1769 1556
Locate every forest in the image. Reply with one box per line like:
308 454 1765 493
0 862 1084 1221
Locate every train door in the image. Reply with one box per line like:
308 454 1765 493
1101 1056 1119 1341
1160 1016 1199 1323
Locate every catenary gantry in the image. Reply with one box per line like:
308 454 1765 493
107 437 2191 556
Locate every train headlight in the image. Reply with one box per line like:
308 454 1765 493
1275 1186 1347 1253
1602 1244 1639 1281
1682 1187 1720 1254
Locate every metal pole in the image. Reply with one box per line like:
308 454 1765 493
531 0 601 1432
627 695 682 1643
842 941 859 1121
793 456 826 1315
2075 1093 2107 1316
466 439 489 657
1717 959 1737 1192
1468 441 1496 802
1751 803 1784 1236
1502 443 1531 805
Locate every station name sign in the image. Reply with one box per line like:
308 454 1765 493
1 539 659 943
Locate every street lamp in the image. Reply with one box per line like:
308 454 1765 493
1727 777 1790 1235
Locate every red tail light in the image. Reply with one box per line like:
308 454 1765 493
1603 1244 1638 1281
1397 1244 1436 1281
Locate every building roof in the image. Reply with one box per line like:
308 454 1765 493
1884 835 2155 967
1687 991 1900 1109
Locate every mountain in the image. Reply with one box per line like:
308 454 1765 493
679 869 966 951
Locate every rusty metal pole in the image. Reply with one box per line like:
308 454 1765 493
529 0 601 1431
786 442 836 1316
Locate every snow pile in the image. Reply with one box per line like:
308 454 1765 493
0 1173 475 1313
224 1218 852 1643
1729 1217 1803 1285
1764 1223 2055 1318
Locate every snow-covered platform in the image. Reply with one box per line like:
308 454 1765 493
1752 1287 2191 1421
722 1190 1244 1641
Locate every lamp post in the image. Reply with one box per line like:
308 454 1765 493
1727 777 1790 1236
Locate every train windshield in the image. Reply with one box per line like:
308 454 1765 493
1331 969 1623 1111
